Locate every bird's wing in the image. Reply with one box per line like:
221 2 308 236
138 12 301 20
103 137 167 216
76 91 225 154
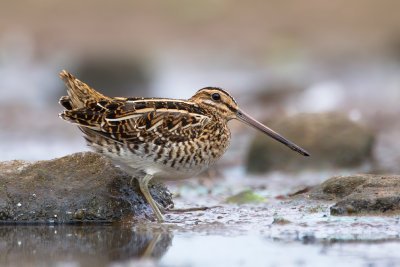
60 99 212 144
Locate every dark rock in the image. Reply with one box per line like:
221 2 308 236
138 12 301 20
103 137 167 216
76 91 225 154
246 113 374 173
331 197 400 215
0 152 173 223
303 174 400 215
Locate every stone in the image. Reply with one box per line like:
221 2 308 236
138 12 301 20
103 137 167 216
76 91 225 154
246 113 374 173
0 152 173 223
303 174 400 215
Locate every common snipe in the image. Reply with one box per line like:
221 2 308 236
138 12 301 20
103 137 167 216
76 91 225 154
59 70 309 221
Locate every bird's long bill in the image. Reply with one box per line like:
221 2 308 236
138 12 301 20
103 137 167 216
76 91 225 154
236 110 310 156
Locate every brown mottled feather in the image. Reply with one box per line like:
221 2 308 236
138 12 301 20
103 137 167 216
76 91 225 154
59 70 111 109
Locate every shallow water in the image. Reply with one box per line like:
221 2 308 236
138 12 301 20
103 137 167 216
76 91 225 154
3 223 399 267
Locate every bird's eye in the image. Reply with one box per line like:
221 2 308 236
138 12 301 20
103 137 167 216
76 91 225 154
212 93 221 101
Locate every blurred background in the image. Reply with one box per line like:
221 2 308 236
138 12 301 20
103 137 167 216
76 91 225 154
1 0 400 174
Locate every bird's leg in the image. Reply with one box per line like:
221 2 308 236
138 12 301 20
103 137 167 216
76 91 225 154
130 176 165 213
141 233 162 258
139 174 165 222
155 201 166 212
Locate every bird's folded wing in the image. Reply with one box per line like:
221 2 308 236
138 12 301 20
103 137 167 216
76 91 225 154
61 100 212 144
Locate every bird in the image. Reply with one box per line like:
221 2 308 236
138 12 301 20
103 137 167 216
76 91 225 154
59 70 309 221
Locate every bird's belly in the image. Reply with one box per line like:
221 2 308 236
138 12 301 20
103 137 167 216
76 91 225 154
114 158 204 180
89 135 230 180
107 152 210 181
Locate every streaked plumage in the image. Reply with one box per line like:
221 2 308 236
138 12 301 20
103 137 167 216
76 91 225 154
59 70 309 221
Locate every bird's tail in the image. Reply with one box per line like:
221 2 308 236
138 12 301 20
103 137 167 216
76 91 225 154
59 70 110 110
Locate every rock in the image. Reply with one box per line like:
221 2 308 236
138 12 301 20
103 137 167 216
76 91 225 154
246 113 374 173
308 175 369 201
0 152 173 223
303 174 400 215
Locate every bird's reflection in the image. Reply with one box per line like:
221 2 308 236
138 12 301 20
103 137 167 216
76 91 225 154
0 224 173 266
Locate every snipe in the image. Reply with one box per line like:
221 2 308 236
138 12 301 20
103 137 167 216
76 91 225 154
59 70 309 221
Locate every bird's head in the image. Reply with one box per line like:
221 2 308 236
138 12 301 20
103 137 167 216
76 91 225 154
190 87 310 157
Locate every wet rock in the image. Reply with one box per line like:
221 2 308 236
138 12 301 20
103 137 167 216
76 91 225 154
0 152 173 223
246 113 374 173
304 174 400 215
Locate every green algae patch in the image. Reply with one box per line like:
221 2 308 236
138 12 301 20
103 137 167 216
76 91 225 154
223 190 268 204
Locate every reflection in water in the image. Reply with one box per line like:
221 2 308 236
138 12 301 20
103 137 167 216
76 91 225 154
0 224 172 266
